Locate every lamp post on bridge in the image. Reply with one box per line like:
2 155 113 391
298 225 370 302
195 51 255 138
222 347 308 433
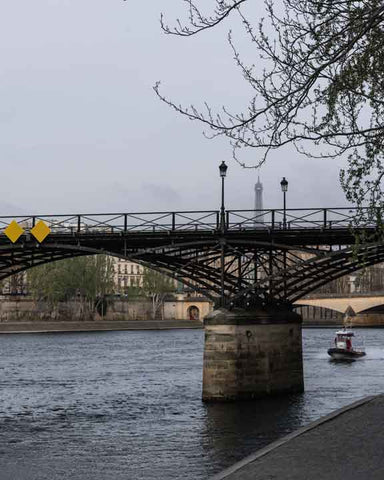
219 161 228 307
280 177 288 229
219 161 228 233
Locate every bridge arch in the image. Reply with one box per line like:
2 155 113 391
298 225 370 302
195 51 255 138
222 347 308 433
293 303 343 323
248 243 384 303
294 296 384 314
0 242 217 300
13 242 384 310
187 305 200 320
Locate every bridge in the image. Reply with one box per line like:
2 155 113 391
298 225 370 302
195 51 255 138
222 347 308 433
0 207 381 401
0 207 380 303
294 292 384 327
295 293 384 316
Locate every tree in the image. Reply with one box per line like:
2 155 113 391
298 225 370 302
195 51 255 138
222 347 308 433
28 255 114 315
156 1 384 219
142 268 175 320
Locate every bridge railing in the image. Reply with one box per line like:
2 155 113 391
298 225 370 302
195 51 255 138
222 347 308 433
0 211 221 235
0 208 377 236
226 208 376 230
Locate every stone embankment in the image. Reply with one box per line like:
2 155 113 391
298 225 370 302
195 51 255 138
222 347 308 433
211 394 384 480
0 319 203 334
0 296 212 324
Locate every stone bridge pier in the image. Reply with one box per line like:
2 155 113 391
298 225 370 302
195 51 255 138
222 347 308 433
202 306 304 402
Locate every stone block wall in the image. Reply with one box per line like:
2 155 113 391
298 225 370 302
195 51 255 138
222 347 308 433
202 307 304 401
0 296 212 323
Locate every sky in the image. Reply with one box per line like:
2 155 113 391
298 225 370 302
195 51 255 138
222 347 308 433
0 0 350 216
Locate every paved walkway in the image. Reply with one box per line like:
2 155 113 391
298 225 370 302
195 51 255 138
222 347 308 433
211 394 384 480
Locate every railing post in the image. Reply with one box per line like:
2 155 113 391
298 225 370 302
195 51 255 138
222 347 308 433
32 216 36 228
271 210 275 230
124 214 127 233
172 212 176 231
77 215 81 233
216 211 220 230
226 211 229 230
323 209 327 228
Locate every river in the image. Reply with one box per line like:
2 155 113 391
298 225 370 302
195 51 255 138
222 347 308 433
1 327 384 479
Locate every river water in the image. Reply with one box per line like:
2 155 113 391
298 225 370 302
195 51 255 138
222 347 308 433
1 328 384 480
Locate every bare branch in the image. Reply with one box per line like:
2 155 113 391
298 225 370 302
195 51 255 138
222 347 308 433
157 0 384 209
160 0 247 36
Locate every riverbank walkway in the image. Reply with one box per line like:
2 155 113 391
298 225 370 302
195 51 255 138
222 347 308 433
211 394 384 480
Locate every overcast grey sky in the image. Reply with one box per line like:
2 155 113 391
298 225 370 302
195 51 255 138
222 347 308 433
0 1 349 215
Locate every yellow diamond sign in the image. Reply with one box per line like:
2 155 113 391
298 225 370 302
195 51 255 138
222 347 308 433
4 220 25 243
31 220 51 243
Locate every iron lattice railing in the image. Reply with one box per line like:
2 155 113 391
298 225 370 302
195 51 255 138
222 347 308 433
0 207 375 235
226 208 373 230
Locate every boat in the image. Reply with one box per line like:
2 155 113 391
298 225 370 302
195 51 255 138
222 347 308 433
327 328 366 361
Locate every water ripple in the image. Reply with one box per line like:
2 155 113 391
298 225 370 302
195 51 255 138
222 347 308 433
0 328 384 479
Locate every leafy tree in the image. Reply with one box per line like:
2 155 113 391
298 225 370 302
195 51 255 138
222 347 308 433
156 1 384 219
142 267 175 320
28 255 114 314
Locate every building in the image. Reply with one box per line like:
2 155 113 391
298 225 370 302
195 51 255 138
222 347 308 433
111 257 144 293
1 272 27 296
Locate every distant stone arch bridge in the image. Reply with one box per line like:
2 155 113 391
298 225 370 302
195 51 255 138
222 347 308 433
294 294 384 315
0 207 381 305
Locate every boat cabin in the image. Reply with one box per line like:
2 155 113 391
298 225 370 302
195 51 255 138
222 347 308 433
335 330 354 350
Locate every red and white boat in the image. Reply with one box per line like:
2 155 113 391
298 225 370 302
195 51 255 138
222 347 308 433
327 328 366 360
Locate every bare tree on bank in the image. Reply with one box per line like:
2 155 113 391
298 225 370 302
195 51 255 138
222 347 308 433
142 268 175 320
155 1 384 222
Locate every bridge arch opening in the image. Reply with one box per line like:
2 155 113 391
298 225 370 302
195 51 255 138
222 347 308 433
358 304 384 314
293 304 343 324
187 305 200 321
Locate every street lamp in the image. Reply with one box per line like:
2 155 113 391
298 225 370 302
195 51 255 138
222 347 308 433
219 162 228 233
219 161 228 307
219 161 228 233
280 177 288 229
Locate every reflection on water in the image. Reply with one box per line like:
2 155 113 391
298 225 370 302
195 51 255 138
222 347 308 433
0 328 384 479
202 394 305 468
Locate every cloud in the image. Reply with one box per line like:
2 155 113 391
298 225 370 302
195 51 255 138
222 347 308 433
141 183 181 204
0 201 28 216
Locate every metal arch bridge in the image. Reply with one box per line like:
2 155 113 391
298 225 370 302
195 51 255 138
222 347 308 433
0 207 381 305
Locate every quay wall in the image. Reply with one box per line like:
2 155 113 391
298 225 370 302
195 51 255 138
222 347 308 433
0 296 212 324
